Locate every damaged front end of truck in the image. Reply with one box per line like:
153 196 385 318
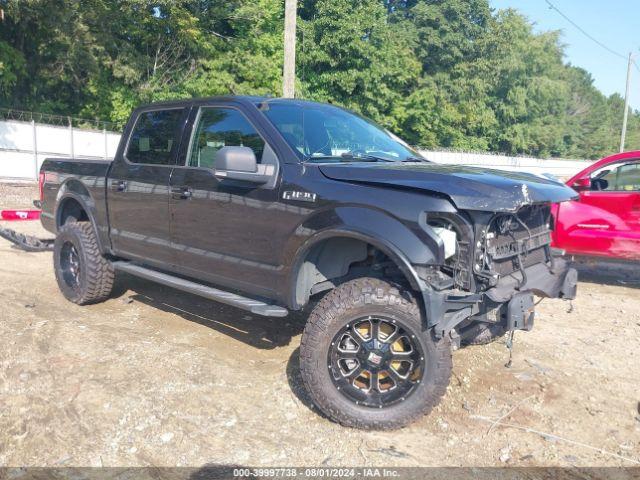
422 202 577 346
320 162 579 346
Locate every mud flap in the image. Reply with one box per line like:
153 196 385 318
506 292 535 332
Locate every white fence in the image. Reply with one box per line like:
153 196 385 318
0 119 121 182
0 117 596 181
419 149 594 179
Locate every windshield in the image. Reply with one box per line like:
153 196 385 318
257 101 423 163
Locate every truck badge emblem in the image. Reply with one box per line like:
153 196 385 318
283 191 317 202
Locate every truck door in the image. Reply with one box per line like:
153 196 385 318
108 106 189 266
559 160 640 259
169 104 282 298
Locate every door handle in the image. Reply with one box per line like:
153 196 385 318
171 186 193 200
110 180 127 192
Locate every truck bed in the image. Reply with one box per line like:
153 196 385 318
39 157 113 240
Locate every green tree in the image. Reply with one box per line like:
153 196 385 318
298 0 420 127
182 0 285 98
0 0 638 157
0 40 24 94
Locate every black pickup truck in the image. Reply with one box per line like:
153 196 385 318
40 96 578 429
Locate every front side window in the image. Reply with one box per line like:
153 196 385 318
126 109 184 165
188 108 266 168
591 161 640 191
257 101 422 163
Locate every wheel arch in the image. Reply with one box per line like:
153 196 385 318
54 180 106 253
288 228 427 310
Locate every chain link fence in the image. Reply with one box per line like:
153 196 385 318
0 108 118 132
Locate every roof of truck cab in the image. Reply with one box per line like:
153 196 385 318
134 95 334 109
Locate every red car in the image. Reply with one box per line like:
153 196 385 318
551 151 640 260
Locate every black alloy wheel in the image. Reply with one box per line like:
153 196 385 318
59 241 81 290
329 315 424 408
300 277 452 430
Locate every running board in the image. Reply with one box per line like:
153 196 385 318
112 262 288 317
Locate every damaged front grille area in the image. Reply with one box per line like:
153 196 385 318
490 229 551 261
452 239 472 289
477 204 553 285
423 205 554 293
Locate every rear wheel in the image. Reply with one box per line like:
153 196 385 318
53 221 114 305
299 277 452 430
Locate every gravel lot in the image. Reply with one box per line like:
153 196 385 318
1 184 639 468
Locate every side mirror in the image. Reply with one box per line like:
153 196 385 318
571 177 591 191
214 146 271 184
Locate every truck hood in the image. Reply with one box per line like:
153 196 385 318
318 162 578 212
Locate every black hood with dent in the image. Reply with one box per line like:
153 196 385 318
318 162 578 212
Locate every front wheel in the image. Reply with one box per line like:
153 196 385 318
299 277 452 430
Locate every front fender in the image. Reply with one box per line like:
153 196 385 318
285 206 439 309
334 207 439 265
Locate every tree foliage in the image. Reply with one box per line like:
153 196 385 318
0 0 638 158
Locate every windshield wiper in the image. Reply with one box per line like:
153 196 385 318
340 153 396 162
305 154 392 163
305 153 423 163
342 153 428 163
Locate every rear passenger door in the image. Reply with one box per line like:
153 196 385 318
108 106 189 266
169 104 282 298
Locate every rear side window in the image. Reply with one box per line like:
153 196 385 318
188 107 265 169
126 109 184 165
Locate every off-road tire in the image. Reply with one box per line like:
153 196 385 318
459 322 506 346
53 221 114 305
299 277 452 430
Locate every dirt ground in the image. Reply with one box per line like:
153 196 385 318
1 184 639 469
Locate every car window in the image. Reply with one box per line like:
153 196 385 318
258 101 422 162
126 109 184 165
615 162 640 191
188 107 265 169
590 161 640 191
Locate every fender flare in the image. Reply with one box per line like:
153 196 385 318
288 228 428 310
54 180 107 254
286 205 443 310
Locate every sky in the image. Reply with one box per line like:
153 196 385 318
489 0 640 110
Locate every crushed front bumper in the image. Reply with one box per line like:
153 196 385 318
424 257 578 338
484 257 577 303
